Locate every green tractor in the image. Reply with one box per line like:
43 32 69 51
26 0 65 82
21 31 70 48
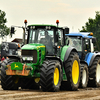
1 20 80 91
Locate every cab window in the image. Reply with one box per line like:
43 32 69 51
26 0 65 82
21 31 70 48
57 29 64 46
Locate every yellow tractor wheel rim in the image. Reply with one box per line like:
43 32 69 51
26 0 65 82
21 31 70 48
14 77 19 84
72 60 79 84
54 68 59 85
35 78 40 83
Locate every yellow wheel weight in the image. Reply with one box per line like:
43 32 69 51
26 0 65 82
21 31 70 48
72 60 79 84
54 68 59 85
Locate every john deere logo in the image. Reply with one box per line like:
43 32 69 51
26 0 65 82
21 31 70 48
14 64 19 68
11 62 23 70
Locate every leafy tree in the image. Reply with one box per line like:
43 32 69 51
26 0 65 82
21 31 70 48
79 11 100 51
0 10 10 38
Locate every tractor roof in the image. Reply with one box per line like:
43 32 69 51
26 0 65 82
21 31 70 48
28 24 62 28
66 32 93 38
28 24 56 27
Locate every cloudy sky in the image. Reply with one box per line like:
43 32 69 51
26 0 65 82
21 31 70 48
0 0 100 42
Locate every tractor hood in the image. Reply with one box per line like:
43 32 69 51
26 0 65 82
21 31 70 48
21 43 46 65
21 43 45 50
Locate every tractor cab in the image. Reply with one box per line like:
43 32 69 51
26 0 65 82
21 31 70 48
11 20 69 57
23 21 69 57
26 25 64 56
66 32 96 60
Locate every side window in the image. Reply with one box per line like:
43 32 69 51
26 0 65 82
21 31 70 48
58 29 64 46
84 38 90 52
90 39 94 52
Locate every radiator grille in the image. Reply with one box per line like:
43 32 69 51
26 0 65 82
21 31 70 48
22 50 37 63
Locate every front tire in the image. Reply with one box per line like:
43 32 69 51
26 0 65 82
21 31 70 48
80 64 88 88
40 60 62 92
1 59 19 90
64 52 80 90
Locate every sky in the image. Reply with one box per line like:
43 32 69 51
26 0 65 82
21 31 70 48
0 0 100 42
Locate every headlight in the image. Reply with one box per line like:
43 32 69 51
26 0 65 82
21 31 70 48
17 49 21 56
22 56 33 61
27 57 33 61
22 57 26 60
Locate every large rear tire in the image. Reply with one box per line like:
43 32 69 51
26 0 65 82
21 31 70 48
80 64 88 88
64 52 80 90
88 57 100 87
40 60 62 92
1 59 19 90
21 78 39 90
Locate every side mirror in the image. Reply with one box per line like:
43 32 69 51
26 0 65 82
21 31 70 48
64 27 69 34
11 27 15 34
92 38 96 43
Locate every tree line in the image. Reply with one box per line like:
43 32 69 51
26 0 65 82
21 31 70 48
79 11 100 51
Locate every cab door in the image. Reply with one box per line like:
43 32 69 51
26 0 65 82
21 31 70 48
82 38 90 60
56 29 64 57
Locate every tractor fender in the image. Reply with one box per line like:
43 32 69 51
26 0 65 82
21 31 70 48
85 53 94 66
46 56 63 68
63 47 77 62
89 52 100 67
80 60 88 66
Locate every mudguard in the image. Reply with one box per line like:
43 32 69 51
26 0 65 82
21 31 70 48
89 53 100 67
85 52 100 67
61 46 77 62
80 60 88 66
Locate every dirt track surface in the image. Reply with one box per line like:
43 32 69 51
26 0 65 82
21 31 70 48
0 87 100 100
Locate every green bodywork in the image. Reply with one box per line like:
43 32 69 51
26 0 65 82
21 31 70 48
61 45 70 81
61 45 69 62
22 43 46 77
22 43 46 66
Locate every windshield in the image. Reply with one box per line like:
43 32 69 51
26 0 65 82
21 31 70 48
28 28 54 54
28 29 54 44
67 36 82 51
